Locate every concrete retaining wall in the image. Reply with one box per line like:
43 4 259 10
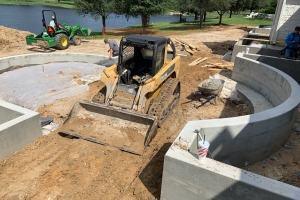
161 53 300 199
249 28 271 35
0 100 42 159
0 53 118 74
231 44 282 62
161 148 300 200
243 54 300 84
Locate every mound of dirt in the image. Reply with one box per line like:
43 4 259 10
0 26 33 54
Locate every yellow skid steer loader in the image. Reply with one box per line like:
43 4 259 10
59 35 181 155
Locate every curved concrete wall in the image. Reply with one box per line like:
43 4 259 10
189 53 300 166
243 53 300 85
161 53 300 199
232 54 292 106
0 53 118 73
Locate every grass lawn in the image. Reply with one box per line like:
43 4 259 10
0 1 273 39
0 0 74 9
96 12 273 39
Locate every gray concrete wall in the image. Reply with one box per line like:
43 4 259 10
188 53 300 166
0 100 42 159
249 28 271 35
0 53 118 74
231 44 282 62
243 54 300 84
0 106 23 124
232 54 292 106
161 147 300 200
161 53 300 199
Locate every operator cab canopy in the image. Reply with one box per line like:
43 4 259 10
118 34 174 85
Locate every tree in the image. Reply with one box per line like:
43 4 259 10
193 0 211 29
229 0 248 18
212 0 234 25
73 0 116 35
268 0 277 9
118 0 168 30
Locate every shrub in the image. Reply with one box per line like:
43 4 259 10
259 7 276 14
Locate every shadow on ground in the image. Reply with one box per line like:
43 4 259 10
27 46 56 53
139 142 172 199
202 40 236 55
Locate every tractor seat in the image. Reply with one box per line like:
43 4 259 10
47 26 55 37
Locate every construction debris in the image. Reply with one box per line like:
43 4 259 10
174 38 200 55
204 62 232 69
188 57 208 66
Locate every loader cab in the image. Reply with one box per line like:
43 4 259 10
118 35 175 85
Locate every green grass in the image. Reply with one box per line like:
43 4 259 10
83 12 273 39
0 0 74 9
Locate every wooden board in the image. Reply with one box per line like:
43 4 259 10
188 57 208 66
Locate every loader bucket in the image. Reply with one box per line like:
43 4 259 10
81 28 92 36
58 100 157 155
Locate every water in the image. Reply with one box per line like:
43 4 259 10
0 5 194 34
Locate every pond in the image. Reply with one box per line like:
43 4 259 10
0 5 195 34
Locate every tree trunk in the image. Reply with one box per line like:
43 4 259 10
102 15 106 36
199 11 203 29
229 9 233 18
219 14 223 25
141 14 148 33
179 13 182 23
194 11 198 20
203 11 206 22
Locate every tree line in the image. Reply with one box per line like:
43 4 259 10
73 0 277 33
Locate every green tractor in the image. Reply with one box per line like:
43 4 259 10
26 10 92 50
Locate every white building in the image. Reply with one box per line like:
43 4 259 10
270 0 300 44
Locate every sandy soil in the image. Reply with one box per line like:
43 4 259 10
0 25 299 199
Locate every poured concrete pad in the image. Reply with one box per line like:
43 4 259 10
0 62 105 111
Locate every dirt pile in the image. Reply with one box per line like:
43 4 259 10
0 26 33 54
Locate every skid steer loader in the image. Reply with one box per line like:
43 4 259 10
59 35 181 155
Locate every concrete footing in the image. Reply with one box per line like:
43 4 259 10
161 53 300 199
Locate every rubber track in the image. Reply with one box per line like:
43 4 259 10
148 78 180 127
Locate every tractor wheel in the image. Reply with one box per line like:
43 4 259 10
71 36 81 46
55 34 69 50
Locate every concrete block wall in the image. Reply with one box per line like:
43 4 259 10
161 53 300 199
0 100 42 159
270 0 300 44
